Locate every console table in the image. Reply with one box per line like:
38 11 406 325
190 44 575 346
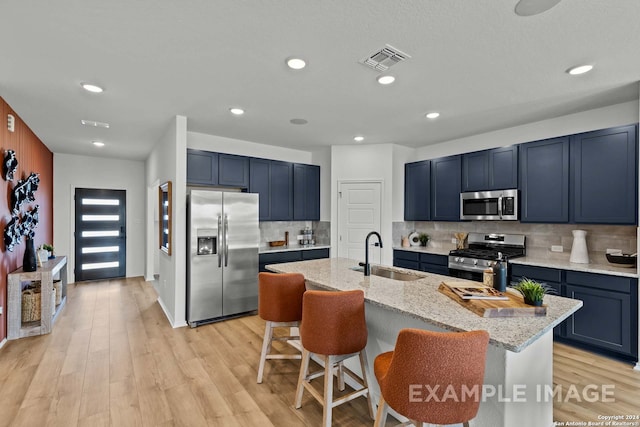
7 256 68 339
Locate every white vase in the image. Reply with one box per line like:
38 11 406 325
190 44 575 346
569 230 589 264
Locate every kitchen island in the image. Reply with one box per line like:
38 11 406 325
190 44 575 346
268 257 583 427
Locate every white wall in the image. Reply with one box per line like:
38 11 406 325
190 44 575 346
331 144 397 265
145 116 187 327
53 153 146 283
188 132 312 163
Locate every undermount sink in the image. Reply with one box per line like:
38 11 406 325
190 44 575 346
351 265 422 281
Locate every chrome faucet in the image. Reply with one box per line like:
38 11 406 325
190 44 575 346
364 231 383 276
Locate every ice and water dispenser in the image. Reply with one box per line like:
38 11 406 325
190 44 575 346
197 229 217 255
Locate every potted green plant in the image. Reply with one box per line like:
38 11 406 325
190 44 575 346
418 233 430 247
513 278 547 306
40 243 54 259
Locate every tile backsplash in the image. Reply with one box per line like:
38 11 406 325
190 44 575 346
394 221 637 262
259 221 330 247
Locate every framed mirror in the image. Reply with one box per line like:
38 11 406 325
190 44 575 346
159 181 172 255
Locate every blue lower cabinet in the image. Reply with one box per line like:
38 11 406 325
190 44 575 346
418 253 449 275
393 250 419 270
564 271 637 359
393 250 449 276
259 248 329 272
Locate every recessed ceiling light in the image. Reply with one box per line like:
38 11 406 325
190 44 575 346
290 118 308 125
229 108 245 115
92 141 105 147
286 58 306 70
566 65 594 75
377 75 395 85
354 136 364 142
425 112 440 119
81 119 110 128
81 82 104 93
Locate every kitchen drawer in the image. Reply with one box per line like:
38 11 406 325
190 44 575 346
419 253 448 266
394 259 419 270
510 264 562 283
259 251 302 264
565 271 633 293
302 248 330 260
393 250 419 262
419 264 449 276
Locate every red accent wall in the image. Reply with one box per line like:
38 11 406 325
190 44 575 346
0 97 53 341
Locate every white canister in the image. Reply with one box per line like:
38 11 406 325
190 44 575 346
569 230 589 264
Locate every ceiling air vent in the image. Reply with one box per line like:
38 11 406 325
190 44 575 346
360 44 411 72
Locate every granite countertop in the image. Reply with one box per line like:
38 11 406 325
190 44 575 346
392 245 452 256
267 257 582 353
259 244 330 254
510 255 638 278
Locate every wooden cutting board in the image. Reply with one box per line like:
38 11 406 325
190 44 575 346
438 283 547 318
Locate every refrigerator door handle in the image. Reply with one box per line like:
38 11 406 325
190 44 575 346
217 214 222 267
224 215 229 267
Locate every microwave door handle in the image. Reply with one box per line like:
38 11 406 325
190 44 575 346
498 196 503 219
217 215 222 267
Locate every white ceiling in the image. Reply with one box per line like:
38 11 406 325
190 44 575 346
1 0 639 161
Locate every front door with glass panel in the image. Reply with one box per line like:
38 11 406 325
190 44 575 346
74 188 126 281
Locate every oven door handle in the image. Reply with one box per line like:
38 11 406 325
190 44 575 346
498 196 503 219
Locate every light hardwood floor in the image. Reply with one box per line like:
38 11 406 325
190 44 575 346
0 277 638 426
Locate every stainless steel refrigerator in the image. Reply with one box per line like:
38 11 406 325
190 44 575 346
187 189 259 327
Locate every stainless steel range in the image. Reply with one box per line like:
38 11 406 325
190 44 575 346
448 232 526 281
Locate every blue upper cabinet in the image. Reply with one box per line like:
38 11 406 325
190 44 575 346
187 149 218 185
249 158 271 220
571 124 637 225
462 146 518 191
249 158 293 221
218 154 249 188
431 155 461 221
404 160 431 221
489 146 518 190
293 163 320 221
269 160 294 221
461 151 488 192
520 137 570 223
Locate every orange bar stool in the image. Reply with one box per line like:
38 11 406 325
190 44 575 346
295 289 375 427
373 328 490 427
256 272 306 384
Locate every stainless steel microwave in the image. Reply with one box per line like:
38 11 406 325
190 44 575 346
460 189 518 221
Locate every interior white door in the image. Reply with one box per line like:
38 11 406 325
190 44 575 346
337 181 382 264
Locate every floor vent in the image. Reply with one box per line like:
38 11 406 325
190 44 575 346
360 44 411 72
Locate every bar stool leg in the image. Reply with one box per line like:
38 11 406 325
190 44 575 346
373 395 388 427
323 355 334 427
358 349 376 419
257 321 274 383
337 361 345 391
295 348 311 409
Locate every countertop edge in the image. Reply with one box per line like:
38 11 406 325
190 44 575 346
510 257 639 278
259 244 330 254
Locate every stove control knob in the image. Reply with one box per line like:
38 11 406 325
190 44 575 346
473 260 478 265
454 257 460 262
459 258 464 263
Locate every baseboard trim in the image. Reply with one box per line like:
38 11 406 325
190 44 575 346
156 296 187 329
634 362 640 371
0 338 7 350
